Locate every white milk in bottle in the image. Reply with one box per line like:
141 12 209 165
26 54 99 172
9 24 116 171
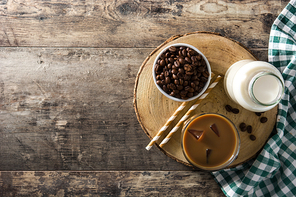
224 60 284 112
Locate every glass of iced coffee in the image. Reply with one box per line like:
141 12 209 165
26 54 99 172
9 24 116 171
181 113 240 171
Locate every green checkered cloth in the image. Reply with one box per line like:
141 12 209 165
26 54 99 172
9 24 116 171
212 0 296 196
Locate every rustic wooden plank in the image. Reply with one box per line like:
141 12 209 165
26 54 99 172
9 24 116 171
0 47 189 171
0 171 224 196
134 33 277 168
0 0 288 196
0 0 285 48
0 47 269 171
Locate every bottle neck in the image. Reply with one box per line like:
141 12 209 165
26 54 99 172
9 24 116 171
248 72 284 106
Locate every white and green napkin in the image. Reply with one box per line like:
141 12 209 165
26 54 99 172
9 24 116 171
212 0 296 196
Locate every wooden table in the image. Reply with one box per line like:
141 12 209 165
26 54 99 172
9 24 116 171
0 0 287 196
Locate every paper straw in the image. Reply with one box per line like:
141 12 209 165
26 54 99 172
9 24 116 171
159 75 222 148
145 101 188 150
145 73 215 151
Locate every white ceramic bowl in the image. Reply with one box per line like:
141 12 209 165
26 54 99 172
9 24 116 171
152 43 211 102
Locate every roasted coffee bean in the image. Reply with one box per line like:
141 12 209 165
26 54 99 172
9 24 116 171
180 90 187 96
225 105 233 112
174 61 181 68
178 68 184 74
250 135 256 141
179 58 185 65
197 66 205 73
178 50 182 57
191 56 198 62
168 58 174 63
194 80 200 86
156 80 162 86
163 85 168 92
176 85 183 90
201 76 208 82
184 64 192 71
173 74 178 80
191 75 198 81
198 82 205 88
179 79 184 85
155 64 161 72
164 71 170 77
172 69 178 74
185 57 191 63
186 71 194 75
185 86 191 91
260 117 268 123
165 77 171 84
154 45 209 100
182 49 187 56
255 112 262 116
239 123 247 131
188 87 195 93
173 90 179 94
187 92 193 97
169 46 177 52
202 72 209 78
160 60 166 66
177 73 184 79
184 74 191 81
247 125 252 133
232 108 239 114
170 83 176 90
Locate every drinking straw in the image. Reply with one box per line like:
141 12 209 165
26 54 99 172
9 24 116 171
159 75 222 148
145 73 215 151
145 101 188 150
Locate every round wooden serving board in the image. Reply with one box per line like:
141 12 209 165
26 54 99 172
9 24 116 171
133 32 278 168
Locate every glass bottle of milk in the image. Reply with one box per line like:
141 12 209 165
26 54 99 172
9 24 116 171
224 60 284 112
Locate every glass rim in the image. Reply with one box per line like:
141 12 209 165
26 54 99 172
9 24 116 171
248 71 284 106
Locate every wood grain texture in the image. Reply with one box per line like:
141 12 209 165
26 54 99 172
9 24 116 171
0 0 285 48
0 46 274 171
134 32 278 167
0 0 289 195
0 171 224 196
0 47 190 171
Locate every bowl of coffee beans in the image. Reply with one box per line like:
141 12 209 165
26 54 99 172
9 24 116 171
153 43 211 102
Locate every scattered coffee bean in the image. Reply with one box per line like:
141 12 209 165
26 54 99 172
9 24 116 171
225 105 233 112
260 117 268 123
247 125 252 133
239 123 247 131
250 135 256 141
154 46 209 100
255 112 262 116
232 108 240 114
